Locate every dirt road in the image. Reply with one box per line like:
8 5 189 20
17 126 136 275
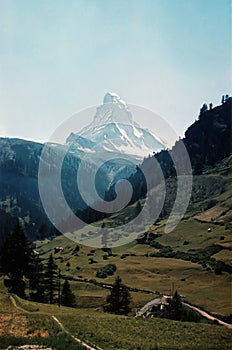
183 302 232 329
9 295 103 350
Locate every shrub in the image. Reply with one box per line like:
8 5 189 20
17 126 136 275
73 244 80 252
96 263 117 278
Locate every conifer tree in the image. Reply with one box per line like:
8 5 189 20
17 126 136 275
168 290 182 320
44 253 58 304
1 223 33 298
199 103 208 115
104 276 131 315
61 279 77 308
29 253 46 302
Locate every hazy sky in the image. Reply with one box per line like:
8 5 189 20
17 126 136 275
0 0 231 143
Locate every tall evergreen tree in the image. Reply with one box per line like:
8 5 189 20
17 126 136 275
61 279 77 308
29 253 46 302
168 290 182 320
44 253 58 304
1 223 33 298
104 276 131 315
199 103 208 115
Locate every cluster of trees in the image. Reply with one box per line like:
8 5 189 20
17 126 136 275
96 263 117 278
104 276 131 315
144 233 232 275
152 290 202 323
0 223 132 314
200 95 229 115
0 223 76 308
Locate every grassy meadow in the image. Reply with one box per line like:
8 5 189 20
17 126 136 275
0 291 231 350
35 213 231 316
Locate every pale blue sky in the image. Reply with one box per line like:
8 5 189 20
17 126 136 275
0 0 231 142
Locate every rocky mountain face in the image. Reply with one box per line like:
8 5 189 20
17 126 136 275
66 92 164 160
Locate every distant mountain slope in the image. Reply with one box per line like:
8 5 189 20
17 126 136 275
0 138 84 242
184 97 231 174
117 97 232 205
0 138 48 242
0 137 136 242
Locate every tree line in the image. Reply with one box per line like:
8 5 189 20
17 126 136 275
1 223 200 321
0 223 76 308
0 223 132 315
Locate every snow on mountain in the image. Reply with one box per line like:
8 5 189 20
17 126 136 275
66 92 164 161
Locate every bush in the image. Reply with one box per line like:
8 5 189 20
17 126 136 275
73 244 80 253
96 263 117 278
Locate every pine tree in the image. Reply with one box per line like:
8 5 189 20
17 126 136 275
44 253 58 304
168 290 182 320
225 94 229 102
199 103 208 115
104 276 131 315
61 280 77 308
1 223 33 298
29 253 46 303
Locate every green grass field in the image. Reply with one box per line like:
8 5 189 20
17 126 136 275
0 292 231 350
35 214 231 316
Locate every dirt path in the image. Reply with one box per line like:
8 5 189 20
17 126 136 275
9 295 103 350
182 302 232 329
9 296 31 314
51 316 102 350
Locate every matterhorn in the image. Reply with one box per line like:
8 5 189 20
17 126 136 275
66 92 164 161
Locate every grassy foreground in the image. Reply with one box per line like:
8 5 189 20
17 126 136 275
57 309 232 350
0 291 85 350
0 292 231 350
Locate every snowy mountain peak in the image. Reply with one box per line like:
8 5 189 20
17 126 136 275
92 92 132 126
66 93 164 161
103 92 128 107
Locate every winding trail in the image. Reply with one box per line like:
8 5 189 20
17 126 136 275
9 295 103 350
182 302 232 330
51 316 102 350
